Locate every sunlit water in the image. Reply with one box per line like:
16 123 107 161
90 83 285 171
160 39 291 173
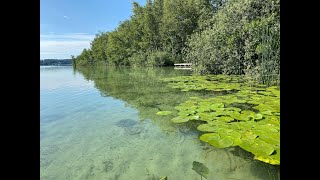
40 66 279 180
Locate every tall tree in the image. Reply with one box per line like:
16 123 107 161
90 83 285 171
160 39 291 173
90 32 109 64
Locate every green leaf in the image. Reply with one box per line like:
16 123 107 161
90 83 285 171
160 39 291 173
216 116 234 122
217 136 234 148
197 124 217 132
254 113 263 120
156 111 172 116
200 133 220 142
171 116 189 123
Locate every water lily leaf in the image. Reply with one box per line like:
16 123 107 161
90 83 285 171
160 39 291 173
272 147 280 163
210 107 225 111
207 137 222 147
230 112 250 121
225 107 242 112
189 115 200 120
261 110 273 115
198 113 216 121
237 121 255 130
217 136 234 148
197 124 217 132
216 116 234 122
197 106 212 113
254 113 263 120
171 116 190 123
178 110 196 116
228 131 242 139
258 91 274 96
242 131 258 140
192 161 209 179
274 112 280 116
254 156 280 165
251 138 275 156
199 101 212 106
200 133 220 143
211 111 229 117
231 137 242 146
247 100 261 105
164 75 280 165
254 124 279 133
216 128 233 135
156 111 172 116
258 133 280 145
241 110 256 116
239 139 255 151
210 103 224 108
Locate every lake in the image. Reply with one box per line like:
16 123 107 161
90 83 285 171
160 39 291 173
40 66 279 180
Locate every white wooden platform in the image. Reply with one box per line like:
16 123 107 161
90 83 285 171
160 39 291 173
174 63 192 69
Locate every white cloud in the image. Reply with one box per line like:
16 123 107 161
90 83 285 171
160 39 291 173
40 33 94 59
63 15 69 19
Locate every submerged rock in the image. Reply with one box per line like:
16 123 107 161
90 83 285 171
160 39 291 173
126 126 143 135
115 119 144 135
103 160 114 172
115 119 138 128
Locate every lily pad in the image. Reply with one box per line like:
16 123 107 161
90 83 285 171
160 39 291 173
254 155 280 165
254 113 263 120
162 74 280 165
156 111 172 116
216 116 234 122
230 112 250 121
200 133 220 143
251 138 275 156
197 124 217 132
210 103 224 108
242 131 258 140
218 136 234 148
198 113 217 121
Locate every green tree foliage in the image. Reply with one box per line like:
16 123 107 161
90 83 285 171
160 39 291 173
160 0 205 59
183 0 279 85
73 48 93 66
74 0 213 66
73 0 279 85
90 32 109 65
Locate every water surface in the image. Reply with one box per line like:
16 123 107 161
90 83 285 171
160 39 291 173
40 66 279 180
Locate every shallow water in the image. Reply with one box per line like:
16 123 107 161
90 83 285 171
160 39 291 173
40 66 279 180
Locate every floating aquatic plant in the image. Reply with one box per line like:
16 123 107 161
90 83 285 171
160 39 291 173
156 111 173 116
162 75 280 165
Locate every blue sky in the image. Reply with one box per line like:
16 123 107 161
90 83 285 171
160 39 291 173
40 0 146 59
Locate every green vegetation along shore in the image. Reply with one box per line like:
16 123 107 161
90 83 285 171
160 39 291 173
73 0 279 86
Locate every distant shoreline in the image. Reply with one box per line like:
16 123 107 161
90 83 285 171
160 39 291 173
40 64 72 66
40 59 72 66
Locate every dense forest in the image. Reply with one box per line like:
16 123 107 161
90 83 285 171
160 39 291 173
40 59 72 66
73 0 279 85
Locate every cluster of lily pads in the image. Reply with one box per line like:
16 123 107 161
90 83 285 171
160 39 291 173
162 75 246 92
157 75 280 165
